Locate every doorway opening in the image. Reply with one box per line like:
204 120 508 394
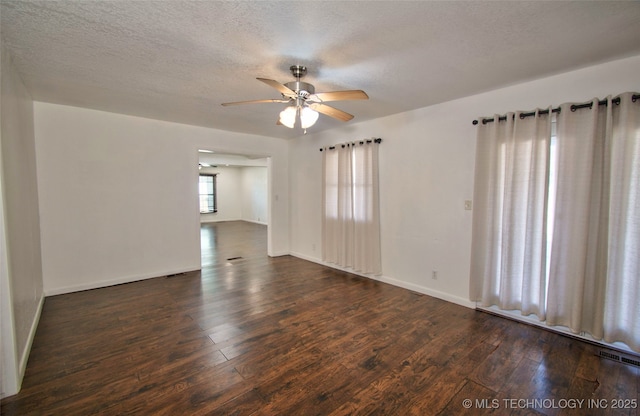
197 150 269 267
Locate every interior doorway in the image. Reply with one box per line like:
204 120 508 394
197 150 269 266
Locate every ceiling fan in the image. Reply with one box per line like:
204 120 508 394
221 65 369 131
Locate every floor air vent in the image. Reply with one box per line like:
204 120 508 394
599 350 640 368
226 256 243 261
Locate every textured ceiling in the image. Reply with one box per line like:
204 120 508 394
2 1 640 139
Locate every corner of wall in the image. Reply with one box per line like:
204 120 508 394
16 294 44 383
1 38 45 398
0 211 18 398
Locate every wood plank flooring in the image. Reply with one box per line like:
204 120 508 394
2 221 638 415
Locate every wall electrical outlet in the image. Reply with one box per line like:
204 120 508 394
464 200 473 210
432 270 438 280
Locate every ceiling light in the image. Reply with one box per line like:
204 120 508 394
278 106 297 128
278 104 319 130
300 106 319 129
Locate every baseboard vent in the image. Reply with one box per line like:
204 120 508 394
599 350 640 368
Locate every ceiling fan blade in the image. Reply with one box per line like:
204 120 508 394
309 90 368 103
221 98 290 106
309 103 354 122
257 78 297 98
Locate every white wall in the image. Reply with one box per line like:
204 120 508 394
34 103 289 295
199 165 267 224
241 166 268 224
0 42 44 397
289 54 640 308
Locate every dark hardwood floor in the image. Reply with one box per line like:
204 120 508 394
2 221 638 415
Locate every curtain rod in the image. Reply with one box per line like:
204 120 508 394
472 94 640 125
319 138 382 152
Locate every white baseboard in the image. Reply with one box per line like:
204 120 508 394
44 266 200 296
200 217 241 223
478 305 638 355
268 251 291 257
243 219 268 226
200 218 267 225
371 274 476 309
289 251 475 309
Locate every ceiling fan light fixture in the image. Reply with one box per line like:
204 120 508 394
222 65 369 132
300 106 319 129
279 105 297 128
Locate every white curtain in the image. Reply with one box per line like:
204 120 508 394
470 92 640 352
603 94 640 350
547 93 640 351
546 98 610 337
470 109 551 319
322 141 381 275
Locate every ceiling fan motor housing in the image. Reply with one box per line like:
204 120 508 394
284 80 315 99
286 65 314 99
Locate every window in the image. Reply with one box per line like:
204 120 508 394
199 174 217 213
